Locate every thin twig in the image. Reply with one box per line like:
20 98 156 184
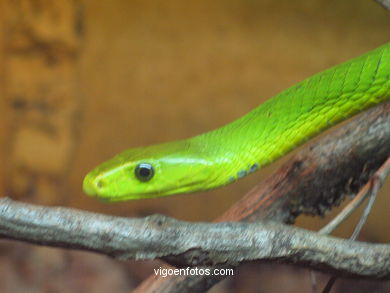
319 157 390 235
351 158 390 239
322 277 337 293
135 101 390 292
319 157 390 293
311 174 373 293
310 272 319 293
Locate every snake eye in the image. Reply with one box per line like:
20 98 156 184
135 163 154 182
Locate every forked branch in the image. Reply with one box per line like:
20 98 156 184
133 99 390 293
0 197 389 280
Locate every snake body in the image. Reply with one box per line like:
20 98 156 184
83 43 390 201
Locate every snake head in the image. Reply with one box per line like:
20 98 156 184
83 140 214 201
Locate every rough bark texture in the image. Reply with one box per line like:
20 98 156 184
0 198 389 280
0 1 388 292
0 102 388 293
134 101 390 292
220 101 390 223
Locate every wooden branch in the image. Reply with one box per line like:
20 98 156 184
0 103 388 293
374 0 390 10
0 197 389 280
221 101 390 223
318 157 390 236
135 101 390 292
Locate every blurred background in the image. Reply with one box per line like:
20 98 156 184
0 0 389 292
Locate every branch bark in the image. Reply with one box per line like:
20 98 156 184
375 0 390 10
0 2 387 293
134 100 390 292
0 102 388 292
0 103 388 292
0 197 389 280
137 1 390 288
221 102 390 223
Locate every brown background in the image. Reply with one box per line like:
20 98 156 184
0 0 389 292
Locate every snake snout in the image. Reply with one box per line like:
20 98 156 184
83 172 104 196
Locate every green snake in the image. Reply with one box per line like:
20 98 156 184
83 43 390 201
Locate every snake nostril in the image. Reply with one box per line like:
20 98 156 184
96 180 104 189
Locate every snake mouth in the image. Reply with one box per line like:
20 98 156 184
85 175 208 202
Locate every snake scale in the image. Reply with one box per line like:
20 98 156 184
83 43 390 201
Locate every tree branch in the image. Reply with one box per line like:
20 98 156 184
318 157 390 236
220 101 390 224
374 0 390 10
134 100 390 292
0 197 389 280
0 2 387 292
0 102 388 293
